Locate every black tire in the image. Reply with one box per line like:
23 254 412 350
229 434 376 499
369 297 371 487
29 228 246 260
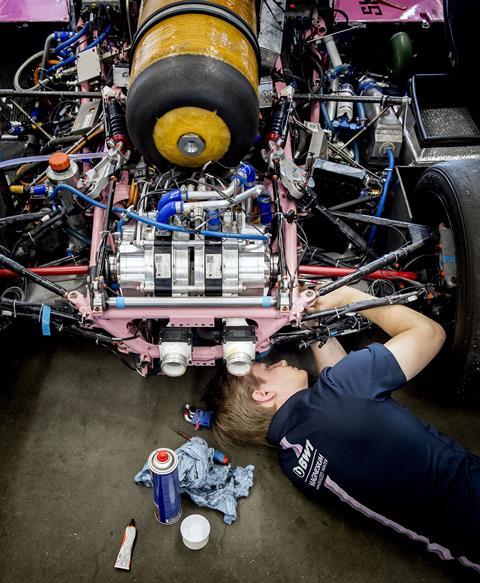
413 160 480 399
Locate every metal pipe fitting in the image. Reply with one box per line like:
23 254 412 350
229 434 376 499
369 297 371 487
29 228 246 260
223 318 256 376
108 296 276 308
159 341 192 377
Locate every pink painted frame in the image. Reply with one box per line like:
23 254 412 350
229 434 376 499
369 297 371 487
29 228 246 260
335 0 443 25
70 55 319 371
70 178 316 368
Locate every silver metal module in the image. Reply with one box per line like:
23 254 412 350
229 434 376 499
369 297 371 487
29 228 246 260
76 47 101 84
258 0 286 74
110 213 271 298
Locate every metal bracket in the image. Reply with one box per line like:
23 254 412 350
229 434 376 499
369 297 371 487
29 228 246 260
159 328 193 344
77 143 129 199
330 211 432 243
222 325 257 343
267 145 315 200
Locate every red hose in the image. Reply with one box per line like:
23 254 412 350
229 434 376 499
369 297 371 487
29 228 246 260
0 265 89 279
0 264 417 282
299 265 418 281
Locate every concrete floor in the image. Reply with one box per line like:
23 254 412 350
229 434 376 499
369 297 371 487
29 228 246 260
1 330 479 583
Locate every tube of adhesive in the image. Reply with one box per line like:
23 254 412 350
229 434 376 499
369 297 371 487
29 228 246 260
114 519 137 571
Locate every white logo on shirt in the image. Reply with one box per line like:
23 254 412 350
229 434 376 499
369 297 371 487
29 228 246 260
293 439 314 478
280 436 328 488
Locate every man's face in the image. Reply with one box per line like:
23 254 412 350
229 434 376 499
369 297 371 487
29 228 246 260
251 360 309 401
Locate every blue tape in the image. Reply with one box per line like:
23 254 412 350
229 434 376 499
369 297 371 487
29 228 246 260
262 296 273 308
41 305 51 336
116 297 126 309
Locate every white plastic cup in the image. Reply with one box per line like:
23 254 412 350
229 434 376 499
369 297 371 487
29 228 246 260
180 515 211 550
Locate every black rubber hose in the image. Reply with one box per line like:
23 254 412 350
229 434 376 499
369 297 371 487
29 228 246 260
303 291 425 322
311 239 428 300
40 135 78 154
0 212 49 226
0 298 79 321
11 161 45 185
12 209 65 258
0 254 67 297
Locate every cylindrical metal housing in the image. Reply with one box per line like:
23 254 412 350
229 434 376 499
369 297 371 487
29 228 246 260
127 0 259 168
223 318 256 376
160 341 192 377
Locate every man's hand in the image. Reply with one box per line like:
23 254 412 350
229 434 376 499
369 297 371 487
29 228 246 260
309 285 446 382
308 285 359 313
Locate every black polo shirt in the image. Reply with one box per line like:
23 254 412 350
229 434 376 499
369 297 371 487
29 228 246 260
267 343 480 567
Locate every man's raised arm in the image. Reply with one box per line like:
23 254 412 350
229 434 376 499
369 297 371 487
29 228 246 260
309 286 446 382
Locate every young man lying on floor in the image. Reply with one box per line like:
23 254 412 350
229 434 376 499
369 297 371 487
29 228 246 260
208 285 480 572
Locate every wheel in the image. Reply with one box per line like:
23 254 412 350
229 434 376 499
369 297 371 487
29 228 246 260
412 160 480 399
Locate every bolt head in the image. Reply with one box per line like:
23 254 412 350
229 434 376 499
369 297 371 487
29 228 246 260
177 134 206 157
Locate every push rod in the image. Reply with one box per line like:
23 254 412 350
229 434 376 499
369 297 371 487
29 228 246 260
315 239 428 297
0 265 88 279
0 89 103 99
299 265 418 281
294 93 409 105
0 254 68 296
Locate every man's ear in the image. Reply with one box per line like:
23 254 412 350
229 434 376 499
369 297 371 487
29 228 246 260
252 387 276 404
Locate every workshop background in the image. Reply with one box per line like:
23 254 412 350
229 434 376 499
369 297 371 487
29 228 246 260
1 330 479 583
1 2 480 581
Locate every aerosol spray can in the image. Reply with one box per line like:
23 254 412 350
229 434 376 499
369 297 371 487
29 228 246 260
147 448 182 525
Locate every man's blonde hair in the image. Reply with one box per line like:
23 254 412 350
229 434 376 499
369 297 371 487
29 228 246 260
206 370 276 447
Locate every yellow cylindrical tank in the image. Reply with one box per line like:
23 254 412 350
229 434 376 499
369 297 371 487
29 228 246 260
127 0 259 168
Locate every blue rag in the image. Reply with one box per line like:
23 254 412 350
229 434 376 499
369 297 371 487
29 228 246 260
134 437 254 525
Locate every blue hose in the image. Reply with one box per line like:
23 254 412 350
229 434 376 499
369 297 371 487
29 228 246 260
231 162 256 187
64 225 91 246
207 209 221 231
56 22 90 58
157 189 182 211
367 147 395 246
50 184 268 241
356 102 367 124
47 25 111 74
321 102 334 131
157 201 181 224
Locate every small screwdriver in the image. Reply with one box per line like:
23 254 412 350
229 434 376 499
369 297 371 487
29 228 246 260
175 429 230 465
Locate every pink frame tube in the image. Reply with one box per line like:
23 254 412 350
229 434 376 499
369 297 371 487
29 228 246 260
69 290 316 367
